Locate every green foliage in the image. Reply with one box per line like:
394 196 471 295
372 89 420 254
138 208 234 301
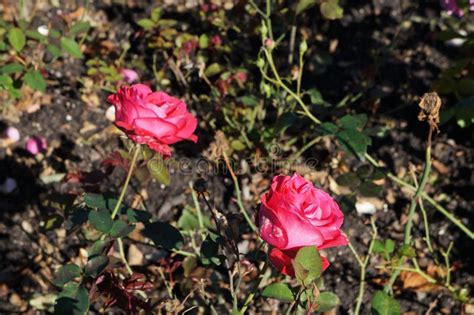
142 221 184 250
262 283 295 302
8 27 25 51
371 291 401 315
109 220 135 238
88 209 113 234
54 282 89 315
60 37 83 58
200 232 223 266
316 291 341 312
373 239 395 260
24 70 46 91
293 246 323 285
53 264 82 287
85 255 109 277
320 0 344 20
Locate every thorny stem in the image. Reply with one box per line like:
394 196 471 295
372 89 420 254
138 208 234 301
349 218 378 315
384 127 433 294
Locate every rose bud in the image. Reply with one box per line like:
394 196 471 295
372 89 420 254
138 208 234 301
107 84 198 158
258 173 348 276
25 136 47 155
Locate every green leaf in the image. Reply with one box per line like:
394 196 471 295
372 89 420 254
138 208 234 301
47 44 61 58
53 264 82 287
69 21 91 36
372 239 386 254
204 63 222 77
200 233 222 265
320 122 339 134
293 246 322 285
359 181 382 197
296 0 317 16
109 220 135 238
337 129 371 157
399 244 416 258
385 239 395 254
60 37 83 58
88 209 113 234
24 70 47 92
54 282 89 315
137 18 155 30
178 209 200 231
1 63 24 74
336 172 361 187
183 256 197 277
85 255 109 277
142 221 184 250
127 208 152 224
230 139 246 151
199 34 209 49
147 157 170 186
340 114 368 130
307 88 324 105
262 283 295 302
320 0 344 20
88 239 113 259
25 30 47 41
316 291 340 312
151 8 162 22
371 291 401 315
8 27 25 51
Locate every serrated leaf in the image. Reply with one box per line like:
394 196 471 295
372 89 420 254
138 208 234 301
1 63 24 74
320 122 339 134
69 21 91 36
25 30 47 41
109 220 135 238
262 283 295 302
88 209 113 234
293 246 322 285
54 282 89 315
340 114 368 130
371 291 401 315
24 70 47 92
88 239 113 259
316 291 340 312
372 239 386 254
142 221 183 250
147 157 170 186
85 255 109 277
137 18 155 30
337 129 371 157
60 37 83 58
53 264 82 287
8 27 25 51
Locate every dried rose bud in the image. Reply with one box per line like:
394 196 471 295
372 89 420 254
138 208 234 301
418 92 442 131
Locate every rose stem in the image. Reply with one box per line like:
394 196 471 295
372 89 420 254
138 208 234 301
349 217 377 315
238 261 268 314
109 144 141 277
384 126 433 294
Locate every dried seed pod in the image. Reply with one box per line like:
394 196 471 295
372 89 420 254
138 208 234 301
418 92 442 131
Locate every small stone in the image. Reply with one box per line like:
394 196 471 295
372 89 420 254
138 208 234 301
127 244 144 266
0 177 17 194
21 221 33 234
105 105 116 121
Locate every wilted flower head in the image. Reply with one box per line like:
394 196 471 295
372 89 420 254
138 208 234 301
120 69 139 84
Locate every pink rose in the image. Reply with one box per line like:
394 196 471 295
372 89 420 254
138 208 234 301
259 173 347 276
120 68 139 84
107 84 198 158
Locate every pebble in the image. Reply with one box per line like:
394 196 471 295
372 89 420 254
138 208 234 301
66 114 72 121
105 105 116 121
355 200 377 215
0 177 17 194
21 221 33 234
